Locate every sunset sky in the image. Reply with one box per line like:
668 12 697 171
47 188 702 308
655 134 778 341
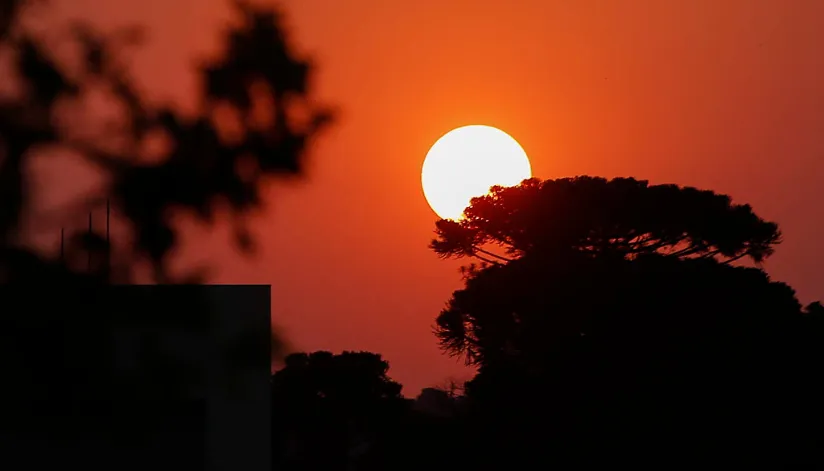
49 0 824 395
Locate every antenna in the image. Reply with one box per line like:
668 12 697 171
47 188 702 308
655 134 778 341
58 202 113 275
106 199 110 278
88 212 92 272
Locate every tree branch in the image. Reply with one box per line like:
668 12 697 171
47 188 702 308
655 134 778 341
721 251 749 265
470 252 501 266
476 247 513 263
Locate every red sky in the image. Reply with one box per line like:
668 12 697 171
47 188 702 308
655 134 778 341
48 0 824 395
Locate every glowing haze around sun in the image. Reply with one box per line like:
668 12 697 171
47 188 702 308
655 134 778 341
421 125 532 220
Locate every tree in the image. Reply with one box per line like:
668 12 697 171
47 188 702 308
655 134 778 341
806 301 824 317
272 351 407 470
432 177 786 363
1 0 332 283
429 176 824 463
431 176 780 267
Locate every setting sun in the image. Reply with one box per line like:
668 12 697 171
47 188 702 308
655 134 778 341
421 125 532 220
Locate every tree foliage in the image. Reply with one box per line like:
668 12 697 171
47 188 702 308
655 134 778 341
431 177 789 364
273 351 404 403
272 351 407 470
429 176 824 462
431 176 781 266
1 0 332 282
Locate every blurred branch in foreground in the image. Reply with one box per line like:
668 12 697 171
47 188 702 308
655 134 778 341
0 0 333 283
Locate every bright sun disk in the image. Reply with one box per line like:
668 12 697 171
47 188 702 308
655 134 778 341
421 125 532 220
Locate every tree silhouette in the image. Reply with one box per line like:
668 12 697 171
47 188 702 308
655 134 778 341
272 351 408 470
432 177 786 363
430 177 824 463
1 0 332 283
432 176 780 266
806 301 824 317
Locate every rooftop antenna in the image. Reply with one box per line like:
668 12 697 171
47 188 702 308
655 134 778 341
106 199 111 279
88 212 92 272
58 203 111 274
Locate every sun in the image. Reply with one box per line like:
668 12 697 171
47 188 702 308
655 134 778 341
421 125 532 220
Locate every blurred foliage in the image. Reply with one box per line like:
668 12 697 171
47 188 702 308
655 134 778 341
0 0 332 283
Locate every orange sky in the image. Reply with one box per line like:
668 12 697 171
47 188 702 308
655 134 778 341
49 0 824 395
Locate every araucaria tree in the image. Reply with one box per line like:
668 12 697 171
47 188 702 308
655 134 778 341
430 176 823 462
